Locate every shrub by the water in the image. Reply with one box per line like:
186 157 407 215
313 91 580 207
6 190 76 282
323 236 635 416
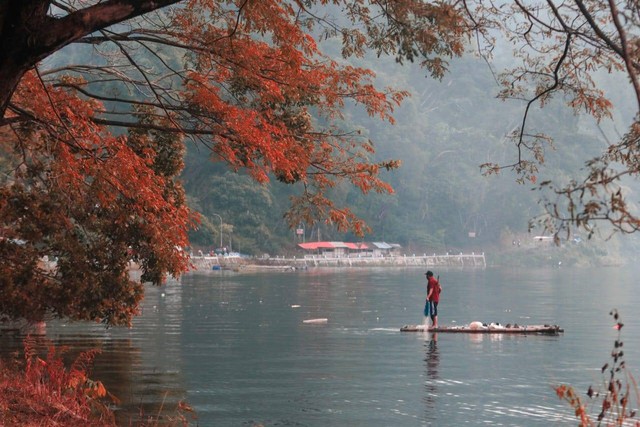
0 336 195 426
555 310 639 426
0 335 115 426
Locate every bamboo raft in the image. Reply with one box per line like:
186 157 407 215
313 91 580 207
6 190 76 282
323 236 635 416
400 323 564 335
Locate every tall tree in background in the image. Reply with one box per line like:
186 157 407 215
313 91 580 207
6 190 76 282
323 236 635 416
0 1 469 325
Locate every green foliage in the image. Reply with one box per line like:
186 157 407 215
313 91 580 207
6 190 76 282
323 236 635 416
183 168 291 254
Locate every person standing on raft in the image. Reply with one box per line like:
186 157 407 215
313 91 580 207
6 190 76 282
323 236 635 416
425 271 441 329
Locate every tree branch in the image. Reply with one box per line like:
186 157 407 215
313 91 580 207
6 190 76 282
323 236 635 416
607 0 640 112
39 0 182 56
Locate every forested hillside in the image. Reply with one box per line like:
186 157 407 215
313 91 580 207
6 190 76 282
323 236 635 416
15 12 632 258
182 50 624 255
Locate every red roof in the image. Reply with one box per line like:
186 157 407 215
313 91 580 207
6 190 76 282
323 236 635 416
298 242 336 250
344 242 369 249
298 241 371 250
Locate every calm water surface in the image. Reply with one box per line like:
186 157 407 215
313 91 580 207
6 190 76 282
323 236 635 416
3 266 640 426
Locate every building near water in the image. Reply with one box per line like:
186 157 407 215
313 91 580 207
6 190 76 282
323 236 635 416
297 241 401 258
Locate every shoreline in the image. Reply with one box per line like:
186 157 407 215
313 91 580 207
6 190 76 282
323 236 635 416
187 252 487 272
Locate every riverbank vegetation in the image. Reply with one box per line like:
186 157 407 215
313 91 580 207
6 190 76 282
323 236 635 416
555 311 639 426
0 337 115 426
0 337 195 426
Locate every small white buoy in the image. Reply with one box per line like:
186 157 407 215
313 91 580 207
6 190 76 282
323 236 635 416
303 318 328 324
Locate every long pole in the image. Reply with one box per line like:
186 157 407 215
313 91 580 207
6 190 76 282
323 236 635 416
212 213 223 249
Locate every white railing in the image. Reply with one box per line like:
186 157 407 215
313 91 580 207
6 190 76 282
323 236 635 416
271 253 486 268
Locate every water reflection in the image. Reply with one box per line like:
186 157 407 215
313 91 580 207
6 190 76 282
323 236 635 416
2 267 640 426
423 333 439 423
0 279 189 425
92 338 186 425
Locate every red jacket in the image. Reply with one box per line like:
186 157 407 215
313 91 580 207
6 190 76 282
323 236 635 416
427 277 441 303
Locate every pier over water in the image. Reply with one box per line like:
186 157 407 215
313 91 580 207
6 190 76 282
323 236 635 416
190 253 486 270
272 253 486 268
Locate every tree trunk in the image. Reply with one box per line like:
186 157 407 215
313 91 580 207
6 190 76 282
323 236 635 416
0 0 49 120
0 0 183 121
0 63 28 122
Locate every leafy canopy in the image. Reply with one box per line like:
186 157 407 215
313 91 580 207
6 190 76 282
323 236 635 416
0 1 468 325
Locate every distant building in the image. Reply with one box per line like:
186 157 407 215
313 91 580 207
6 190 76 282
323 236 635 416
344 242 370 256
369 242 392 257
297 241 347 257
297 241 401 257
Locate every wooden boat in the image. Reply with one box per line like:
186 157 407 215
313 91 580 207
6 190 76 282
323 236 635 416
400 322 564 335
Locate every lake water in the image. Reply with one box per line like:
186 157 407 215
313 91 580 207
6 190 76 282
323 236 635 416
2 266 640 426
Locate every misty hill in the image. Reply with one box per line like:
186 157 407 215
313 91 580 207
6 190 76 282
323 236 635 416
43 32 638 260
183 49 629 257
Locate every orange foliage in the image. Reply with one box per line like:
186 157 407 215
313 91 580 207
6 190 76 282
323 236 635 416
0 1 470 324
1 72 192 325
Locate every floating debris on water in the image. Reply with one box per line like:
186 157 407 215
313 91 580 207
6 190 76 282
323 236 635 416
303 318 328 324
